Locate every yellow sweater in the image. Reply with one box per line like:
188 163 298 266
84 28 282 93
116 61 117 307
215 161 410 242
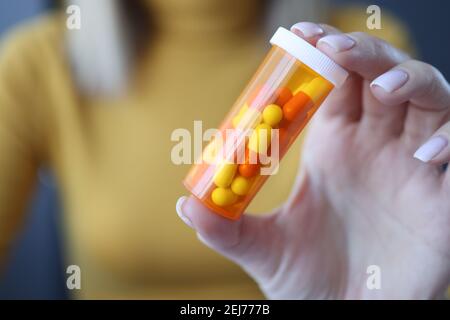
0 5 411 299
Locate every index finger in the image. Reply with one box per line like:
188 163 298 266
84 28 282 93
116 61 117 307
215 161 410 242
316 30 410 81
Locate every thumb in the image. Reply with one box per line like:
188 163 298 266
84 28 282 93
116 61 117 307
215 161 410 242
176 196 280 279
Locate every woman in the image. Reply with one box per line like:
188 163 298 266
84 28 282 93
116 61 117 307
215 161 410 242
0 0 446 299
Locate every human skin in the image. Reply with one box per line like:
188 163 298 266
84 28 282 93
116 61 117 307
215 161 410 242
177 22 450 299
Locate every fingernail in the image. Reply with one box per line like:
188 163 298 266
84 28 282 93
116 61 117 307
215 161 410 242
176 196 194 228
414 135 448 163
291 22 324 38
370 70 409 93
317 34 355 52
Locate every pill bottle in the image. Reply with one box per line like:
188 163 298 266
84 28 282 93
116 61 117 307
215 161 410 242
183 27 349 220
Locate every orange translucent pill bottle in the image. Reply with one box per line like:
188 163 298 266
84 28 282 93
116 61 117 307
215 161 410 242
183 27 349 220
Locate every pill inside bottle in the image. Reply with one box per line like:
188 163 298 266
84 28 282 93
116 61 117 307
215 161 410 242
183 27 349 220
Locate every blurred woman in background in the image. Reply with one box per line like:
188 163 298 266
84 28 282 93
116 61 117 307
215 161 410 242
0 0 420 299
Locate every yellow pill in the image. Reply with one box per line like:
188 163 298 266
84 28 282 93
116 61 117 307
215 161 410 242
231 175 252 196
262 104 283 126
213 163 237 187
248 123 272 154
211 187 238 207
293 82 309 95
301 77 333 103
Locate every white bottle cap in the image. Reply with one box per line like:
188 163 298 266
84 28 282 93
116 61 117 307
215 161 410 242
270 27 349 88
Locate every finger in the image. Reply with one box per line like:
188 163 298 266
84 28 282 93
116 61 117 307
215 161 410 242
371 60 450 110
413 122 450 166
176 196 279 279
370 60 450 142
290 23 363 122
316 31 411 134
314 73 363 122
317 31 410 81
290 22 341 46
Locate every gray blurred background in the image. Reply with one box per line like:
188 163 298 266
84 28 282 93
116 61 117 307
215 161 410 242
0 0 449 299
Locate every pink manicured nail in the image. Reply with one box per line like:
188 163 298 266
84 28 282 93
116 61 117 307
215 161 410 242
414 136 448 163
371 70 409 93
317 34 355 52
176 196 194 228
291 22 324 38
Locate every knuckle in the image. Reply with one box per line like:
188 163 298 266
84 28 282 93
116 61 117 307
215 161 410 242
408 60 447 92
349 31 371 41
402 60 450 109
349 32 406 62
335 49 359 66
407 60 437 75
349 32 383 51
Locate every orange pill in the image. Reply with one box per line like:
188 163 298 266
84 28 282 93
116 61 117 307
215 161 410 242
238 149 260 178
238 163 260 178
275 87 293 107
283 91 311 121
